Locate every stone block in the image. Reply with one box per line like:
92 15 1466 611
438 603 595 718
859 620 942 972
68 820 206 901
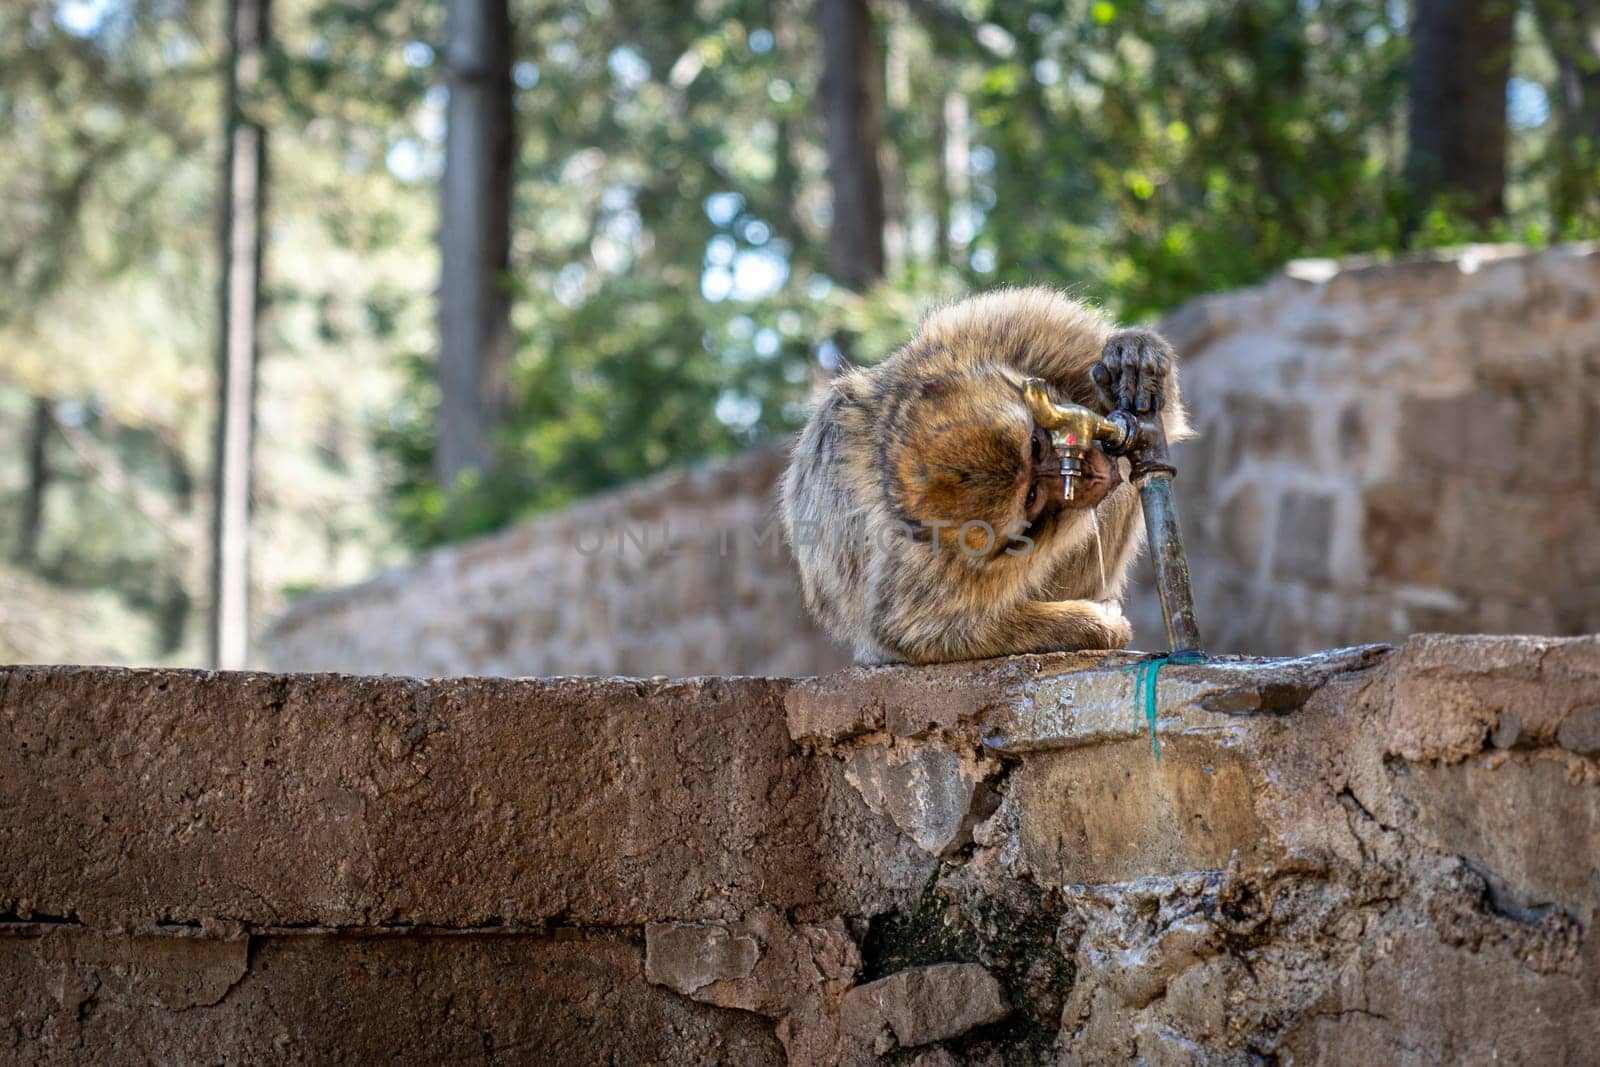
842 743 988 856
0 930 783 1064
1373 633 1600 761
1399 391 1522 480
1392 758 1600 917
1010 739 1272 884
645 922 761 995
1271 490 1336 585
1216 481 1267 572
1219 392 1316 470
840 963 1008 1050
1361 478 1452 586
1450 483 1571 598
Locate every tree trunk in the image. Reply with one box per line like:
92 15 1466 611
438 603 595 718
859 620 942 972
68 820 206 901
162 438 195 657
940 91 970 268
209 0 270 670
816 0 886 289
13 395 52 566
1531 0 1600 222
437 0 516 487
1406 0 1515 227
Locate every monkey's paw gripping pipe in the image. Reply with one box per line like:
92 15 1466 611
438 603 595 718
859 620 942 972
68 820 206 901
1022 377 1205 661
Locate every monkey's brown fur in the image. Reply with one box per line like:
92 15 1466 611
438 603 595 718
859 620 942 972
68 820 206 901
781 287 1191 664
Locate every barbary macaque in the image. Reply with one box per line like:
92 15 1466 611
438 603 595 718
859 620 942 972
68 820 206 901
781 287 1190 664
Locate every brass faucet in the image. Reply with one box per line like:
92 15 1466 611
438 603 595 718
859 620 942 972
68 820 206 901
1021 379 1132 503
1021 376 1204 659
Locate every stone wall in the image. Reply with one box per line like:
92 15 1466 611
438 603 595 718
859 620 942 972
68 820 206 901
262 243 1600 675
1143 241 1600 654
262 447 850 679
4 636 1599 1062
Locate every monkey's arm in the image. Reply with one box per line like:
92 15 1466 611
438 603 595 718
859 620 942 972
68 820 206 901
883 599 1131 664
869 557 1133 664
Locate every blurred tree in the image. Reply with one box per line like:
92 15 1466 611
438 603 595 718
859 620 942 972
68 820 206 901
1532 0 1600 229
816 0 886 289
13 396 53 566
211 0 272 669
0 0 427 663
382 0 846 544
437 0 516 487
0 0 221 663
1407 0 1515 227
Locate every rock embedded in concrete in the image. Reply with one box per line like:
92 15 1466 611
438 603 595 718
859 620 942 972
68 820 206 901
840 963 1009 1050
644 922 761 994
1558 704 1600 753
841 743 994 856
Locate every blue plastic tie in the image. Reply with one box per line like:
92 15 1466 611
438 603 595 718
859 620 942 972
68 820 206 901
1122 657 1166 760
1120 650 1204 761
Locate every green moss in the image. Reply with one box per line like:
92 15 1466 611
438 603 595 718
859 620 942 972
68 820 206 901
861 867 1075 1064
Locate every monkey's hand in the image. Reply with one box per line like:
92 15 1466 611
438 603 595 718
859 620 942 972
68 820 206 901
1004 598 1132 653
1091 328 1174 415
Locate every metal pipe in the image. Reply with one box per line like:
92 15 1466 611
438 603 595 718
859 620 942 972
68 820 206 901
1119 407 1204 658
1136 472 1203 656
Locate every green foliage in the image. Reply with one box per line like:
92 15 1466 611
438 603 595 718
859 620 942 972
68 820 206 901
384 0 844 545
965 0 1413 317
390 0 1600 547
5 0 1600 654
0 0 427 661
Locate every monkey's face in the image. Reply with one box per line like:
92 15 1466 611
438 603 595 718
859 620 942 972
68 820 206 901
884 373 1118 556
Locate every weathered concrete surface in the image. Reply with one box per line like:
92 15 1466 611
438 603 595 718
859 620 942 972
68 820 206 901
4 634 1600 1062
0 666 929 930
787 633 1600 1062
0 928 784 1063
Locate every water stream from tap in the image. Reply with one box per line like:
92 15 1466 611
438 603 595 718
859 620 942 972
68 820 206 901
1089 508 1107 599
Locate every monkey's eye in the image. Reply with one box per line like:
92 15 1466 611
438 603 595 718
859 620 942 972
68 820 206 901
1030 427 1045 461
1025 485 1037 510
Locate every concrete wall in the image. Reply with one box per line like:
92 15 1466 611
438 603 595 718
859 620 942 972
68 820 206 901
4 636 1599 1061
263 243 1600 676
